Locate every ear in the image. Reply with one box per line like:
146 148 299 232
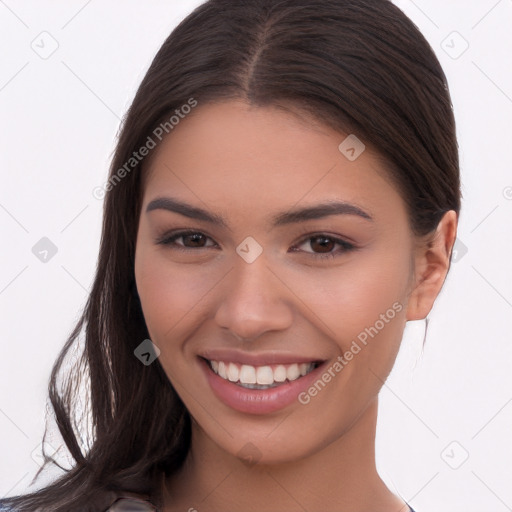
406 210 458 321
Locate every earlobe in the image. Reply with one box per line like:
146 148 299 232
406 211 458 321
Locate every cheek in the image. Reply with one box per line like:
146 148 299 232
281 253 410 436
134 247 222 349
287 253 409 329
279 246 411 373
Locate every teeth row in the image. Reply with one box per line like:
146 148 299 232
209 360 315 386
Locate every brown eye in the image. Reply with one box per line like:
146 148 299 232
309 236 336 253
292 233 356 259
181 233 208 247
156 231 217 249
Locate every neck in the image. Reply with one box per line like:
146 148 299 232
162 398 408 511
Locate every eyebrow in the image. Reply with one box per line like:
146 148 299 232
145 196 373 227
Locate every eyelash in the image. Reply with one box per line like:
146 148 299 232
155 230 356 260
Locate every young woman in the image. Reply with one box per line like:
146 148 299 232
0 0 460 510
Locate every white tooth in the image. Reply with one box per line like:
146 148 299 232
256 366 274 385
286 363 300 381
227 363 240 382
211 360 219 373
218 361 227 379
273 365 287 382
239 365 257 384
299 363 309 376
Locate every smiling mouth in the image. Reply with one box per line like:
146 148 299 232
204 358 321 390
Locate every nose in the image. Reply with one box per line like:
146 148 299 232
214 254 294 342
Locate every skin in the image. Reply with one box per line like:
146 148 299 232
134 99 457 512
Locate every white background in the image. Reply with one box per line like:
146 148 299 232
0 1 511 511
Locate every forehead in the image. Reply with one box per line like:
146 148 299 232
142 100 408 229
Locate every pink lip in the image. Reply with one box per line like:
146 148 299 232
199 357 327 415
200 348 324 367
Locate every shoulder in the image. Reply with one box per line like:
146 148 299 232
0 500 20 512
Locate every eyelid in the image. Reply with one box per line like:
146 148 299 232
290 232 356 256
154 229 219 249
291 225 358 245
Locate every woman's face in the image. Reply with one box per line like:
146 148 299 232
134 99 419 464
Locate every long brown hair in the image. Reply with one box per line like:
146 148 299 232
1 0 460 510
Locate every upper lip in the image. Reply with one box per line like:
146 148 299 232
199 348 325 367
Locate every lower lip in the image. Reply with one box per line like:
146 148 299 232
200 358 326 415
